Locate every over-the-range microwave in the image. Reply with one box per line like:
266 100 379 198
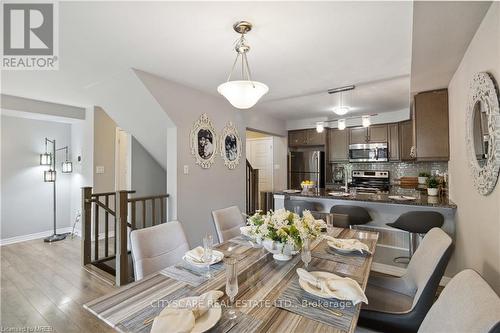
349 143 388 162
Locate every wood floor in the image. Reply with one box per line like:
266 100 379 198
1 236 116 332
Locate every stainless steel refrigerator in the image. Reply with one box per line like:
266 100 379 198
288 151 325 189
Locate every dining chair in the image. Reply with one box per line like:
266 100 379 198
358 227 453 333
356 269 500 333
211 206 245 243
130 221 189 280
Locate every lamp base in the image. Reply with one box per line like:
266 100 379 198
44 233 67 243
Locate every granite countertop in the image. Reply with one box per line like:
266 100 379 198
274 188 457 209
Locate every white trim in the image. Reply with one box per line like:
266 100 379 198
371 262 452 287
0 227 73 246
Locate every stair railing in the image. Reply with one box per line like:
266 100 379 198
246 160 259 215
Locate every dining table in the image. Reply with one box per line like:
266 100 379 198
84 227 379 333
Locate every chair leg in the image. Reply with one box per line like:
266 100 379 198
393 232 413 264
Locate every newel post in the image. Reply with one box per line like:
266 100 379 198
115 190 129 286
81 187 92 266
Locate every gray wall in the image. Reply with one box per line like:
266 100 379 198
131 137 167 227
447 3 500 293
1 116 72 239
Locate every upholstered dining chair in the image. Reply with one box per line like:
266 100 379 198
358 227 453 333
211 206 246 243
356 269 500 333
130 221 189 280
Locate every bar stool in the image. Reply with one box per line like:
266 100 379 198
387 211 444 264
329 205 372 229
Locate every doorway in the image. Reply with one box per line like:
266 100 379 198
115 128 131 191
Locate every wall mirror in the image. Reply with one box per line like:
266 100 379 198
466 72 500 195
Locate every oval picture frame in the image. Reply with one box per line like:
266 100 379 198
220 121 242 169
190 113 217 169
465 72 500 195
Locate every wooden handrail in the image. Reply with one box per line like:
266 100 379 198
91 190 135 197
128 194 169 202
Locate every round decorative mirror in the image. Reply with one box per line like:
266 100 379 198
466 72 500 195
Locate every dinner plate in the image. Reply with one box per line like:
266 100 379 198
283 189 301 193
168 296 222 333
388 195 416 201
328 192 351 197
298 271 340 299
327 239 367 254
183 250 224 267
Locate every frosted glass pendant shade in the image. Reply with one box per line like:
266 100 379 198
217 80 269 109
338 119 346 130
333 106 350 116
362 115 371 127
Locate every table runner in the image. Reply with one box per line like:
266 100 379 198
160 261 225 287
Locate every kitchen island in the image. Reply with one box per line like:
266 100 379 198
274 189 457 251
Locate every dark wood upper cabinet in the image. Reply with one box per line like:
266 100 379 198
399 119 415 161
368 125 388 143
328 128 349 162
349 127 368 144
288 129 325 146
388 123 400 161
414 89 449 161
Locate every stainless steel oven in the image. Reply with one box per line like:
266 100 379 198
349 143 388 162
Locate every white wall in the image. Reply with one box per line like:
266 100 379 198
447 2 500 293
1 116 72 239
136 70 287 246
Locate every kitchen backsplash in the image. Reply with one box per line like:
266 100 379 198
329 161 448 184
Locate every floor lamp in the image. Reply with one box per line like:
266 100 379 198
40 138 73 243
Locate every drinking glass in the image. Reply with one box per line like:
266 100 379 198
225 257 239 320
301 237 312 270
203 234 213 279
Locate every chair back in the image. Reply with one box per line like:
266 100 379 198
418 269 500 333
404 228 453 310
130 221 189 280
330 205 372 225
390 211 444 234
211 206 245 243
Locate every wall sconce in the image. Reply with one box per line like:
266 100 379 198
338 119 346 130
316 122 325 133
362 115 371 127
44 169 56 182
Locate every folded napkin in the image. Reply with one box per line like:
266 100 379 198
151 290 224 333
297 268 368 305
323 236 371 254
185 246 207 263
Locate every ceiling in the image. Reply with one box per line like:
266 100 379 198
0 2 491 122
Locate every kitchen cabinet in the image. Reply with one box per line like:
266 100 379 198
414 89 449 161
349 125 388 144
328 128 349 162
399 119 415 161
288 129 325 147
388 123 400 161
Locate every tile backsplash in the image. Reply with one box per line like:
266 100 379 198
329 161 448 184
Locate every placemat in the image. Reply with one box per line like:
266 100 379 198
160 261 224 287
276 277 357 331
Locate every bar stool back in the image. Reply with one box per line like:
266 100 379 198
330 205 372 228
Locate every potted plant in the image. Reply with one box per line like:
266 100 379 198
427 176 439 196
418 172 430 185
245 209 325 261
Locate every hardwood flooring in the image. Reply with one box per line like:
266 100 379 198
1 236 116 332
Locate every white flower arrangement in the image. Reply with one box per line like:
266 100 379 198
244 208 326 249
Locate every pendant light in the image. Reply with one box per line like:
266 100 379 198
40 140 52 165
61 147 73 173
218 21 269 109
338 119 346 130
333 91 350 115
362 115 371 127
316 122 325 133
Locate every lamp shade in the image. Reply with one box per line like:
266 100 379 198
217 80 269 109
333 106 350 116
338 119 346 130
316 122 325 133
62 161 73 173
362 115 371 127
44 169 56 182
40 153 52 165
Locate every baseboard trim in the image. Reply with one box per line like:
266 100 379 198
0 227 74 246
371 262 451 286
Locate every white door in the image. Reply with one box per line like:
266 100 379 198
115 128 131 191
247 138 273 192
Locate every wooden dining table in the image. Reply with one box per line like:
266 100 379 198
84 227 378 333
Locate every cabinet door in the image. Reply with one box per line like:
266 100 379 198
349 127 368 144
368 124 388 143
414 89 449 160
288 130 307 146
328 128 349 162
388 123 400 161
399 120 415 161
307 129 326 145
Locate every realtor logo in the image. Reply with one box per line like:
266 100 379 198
2 2 58 69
